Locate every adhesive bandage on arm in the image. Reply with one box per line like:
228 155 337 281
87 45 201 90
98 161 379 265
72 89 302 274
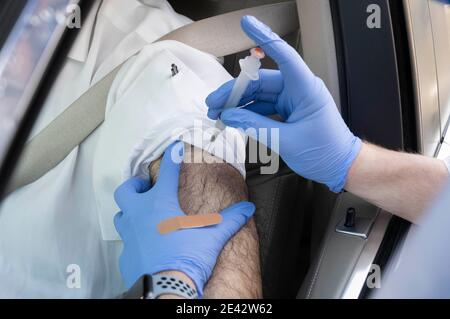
158 214 223 235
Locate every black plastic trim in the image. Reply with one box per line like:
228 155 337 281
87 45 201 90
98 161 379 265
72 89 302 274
388 0 418 152
358 0 415 298
329 0 350 124
329 0 415 299
0 0 27 51
359 216 410 299
330 0 404 150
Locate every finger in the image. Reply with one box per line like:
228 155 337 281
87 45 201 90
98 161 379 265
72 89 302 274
241 15 316 88
214 201 256 240
241 92 279 105
207 90 278 120
113 211 125 238
245 69 283 96
206 70 282 108
154 141 184 197
114 177 151 210
221 108 284 146
243 101 277 116
206 69 283 119
206 80 234 120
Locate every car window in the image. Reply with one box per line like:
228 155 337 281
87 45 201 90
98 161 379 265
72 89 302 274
0 0 72 166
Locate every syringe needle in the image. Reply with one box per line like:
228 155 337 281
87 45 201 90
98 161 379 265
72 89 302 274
210 48 265 142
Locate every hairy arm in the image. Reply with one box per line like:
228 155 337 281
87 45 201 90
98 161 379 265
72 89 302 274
150 144 262 298
345 142 449 224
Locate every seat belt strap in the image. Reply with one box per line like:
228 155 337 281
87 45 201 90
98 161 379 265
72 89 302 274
6 65 122 195
157 1 299 57
6 1 299 194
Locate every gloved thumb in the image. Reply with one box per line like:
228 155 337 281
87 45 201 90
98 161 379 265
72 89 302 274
114 176 151 210
154 141 184 197
215 201 256 241
221 108 284 146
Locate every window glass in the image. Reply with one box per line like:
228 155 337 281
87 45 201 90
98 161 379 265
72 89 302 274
0 0 71 164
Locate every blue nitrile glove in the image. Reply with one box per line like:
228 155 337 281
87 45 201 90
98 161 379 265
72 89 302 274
113 141 255 297
206 16 362 193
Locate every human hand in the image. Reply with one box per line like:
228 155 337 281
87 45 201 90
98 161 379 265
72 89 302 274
114 141 255 296
206 16 361 192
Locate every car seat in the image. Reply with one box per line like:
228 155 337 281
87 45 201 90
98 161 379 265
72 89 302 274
169 0 338 298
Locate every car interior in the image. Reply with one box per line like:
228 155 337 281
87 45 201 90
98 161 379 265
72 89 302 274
169 0 389 299
0 0 449 299
168 0 347 298
168 0 450 298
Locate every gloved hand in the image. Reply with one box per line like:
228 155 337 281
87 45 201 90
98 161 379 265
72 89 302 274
206 16 362 192
113 141 255 297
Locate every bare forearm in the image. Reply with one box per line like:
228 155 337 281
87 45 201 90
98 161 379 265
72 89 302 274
150 145 262 298
345 143 449 223
178 146 262 298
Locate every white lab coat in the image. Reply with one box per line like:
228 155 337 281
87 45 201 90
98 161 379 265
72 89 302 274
92 41 245 241
0 0 192 298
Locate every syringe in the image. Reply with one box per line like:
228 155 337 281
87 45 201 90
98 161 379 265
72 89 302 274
211 48 265 140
